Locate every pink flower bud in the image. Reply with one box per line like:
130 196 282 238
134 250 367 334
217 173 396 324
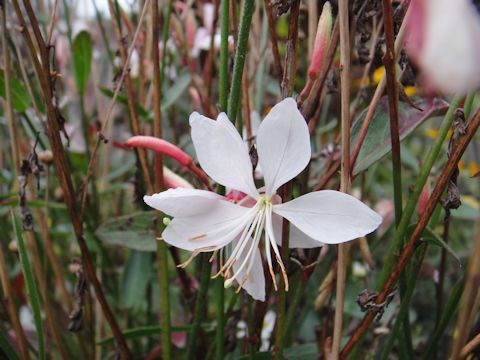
163 166 193 189
308 2 333 80
418 181 430 218
126 136 192 166
125 136 210 189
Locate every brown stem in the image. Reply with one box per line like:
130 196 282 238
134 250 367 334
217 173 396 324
340 108 480 359
264 0 283 85
332 0 351 357
12 1 132 357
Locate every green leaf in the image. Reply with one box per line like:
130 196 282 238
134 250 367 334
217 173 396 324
95 211 157 251
422 226 462 266
121 251 152 309
11 210 45 360
0 69 32 112
162 72 191 110
351 97 449 175
72 31 93 94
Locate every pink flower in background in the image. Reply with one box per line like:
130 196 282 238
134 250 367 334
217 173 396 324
406 0 480 94
144 98 382 301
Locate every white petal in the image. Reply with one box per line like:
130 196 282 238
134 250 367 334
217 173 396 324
272 212 324 248
273 190 382 244
162 201 255 251
190 112 259 198
232 246 265 301
144 188 223 217
256 98 311 197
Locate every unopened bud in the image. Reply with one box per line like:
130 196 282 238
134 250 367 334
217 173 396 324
308 2 333 80
8 240 18 253
224 278 234 289
418 181 430 217
38 150 54 164
163 217 171 226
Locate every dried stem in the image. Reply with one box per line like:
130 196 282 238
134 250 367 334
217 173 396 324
264 0 283 85
151 0 172 359
274 2 299 358
340 107 480 358
331 0 351 359
11 0 132 356
450 219 480 358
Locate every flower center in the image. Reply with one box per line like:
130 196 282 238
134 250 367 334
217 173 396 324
214 196 288 293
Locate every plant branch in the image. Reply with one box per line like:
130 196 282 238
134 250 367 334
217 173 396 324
227 0 255 122
12 1 132 356
340 106 480 358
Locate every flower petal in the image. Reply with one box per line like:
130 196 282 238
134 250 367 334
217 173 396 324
273 190 382 244
162 201 256 251
232 245 266 301
256 98 311 196
190 112 258 198
407 0 480 94
272 213 324 248
144 188 223 217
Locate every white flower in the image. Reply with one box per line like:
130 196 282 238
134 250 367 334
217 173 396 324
406 0 480 94
144 98 382 301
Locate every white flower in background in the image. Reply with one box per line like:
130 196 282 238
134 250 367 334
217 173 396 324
144 98 382 301
406 0 480 94
236 310 276 351
191 3 233 57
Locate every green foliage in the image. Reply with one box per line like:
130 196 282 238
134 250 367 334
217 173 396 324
72 30 93 94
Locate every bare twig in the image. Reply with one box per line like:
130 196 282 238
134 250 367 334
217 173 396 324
12 1 132 356
331 0 351 358
340 108 480 358
264 0 283 85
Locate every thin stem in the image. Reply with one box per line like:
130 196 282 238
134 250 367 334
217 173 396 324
152 0 172 359
450 219 480 359
227 0 255 122
215 2 230 357
186 254 212 360
376 95 462 289
264 0 283 85
332 0 351 357
12 1 132 356
341 106 480 358
274 2 299 357
380 244 427 359
2 2 20 174
381 0 412 353
219 0 229 111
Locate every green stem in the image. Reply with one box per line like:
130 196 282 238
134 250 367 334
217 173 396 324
227 0 255 122
160 0 173 78
156 1 174 359
376 95 463 289
219 0 230 111
156 240 171 360
380 243 427 359
215 257 225 360
423 278 465 360
283 274 306 344
215 3 230 357
186 254 212 360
